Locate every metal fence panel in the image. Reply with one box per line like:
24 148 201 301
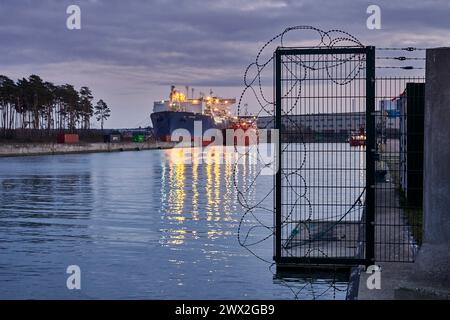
274 47 375 266
374 77 424 262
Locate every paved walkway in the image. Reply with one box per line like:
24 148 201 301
358 156 418 299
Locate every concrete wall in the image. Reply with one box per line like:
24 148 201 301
423 48 450 244
408 47 450 287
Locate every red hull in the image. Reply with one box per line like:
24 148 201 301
349 139 365 147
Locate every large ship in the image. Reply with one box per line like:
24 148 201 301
151 86 255 144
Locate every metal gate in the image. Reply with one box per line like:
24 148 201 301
274 46 376 266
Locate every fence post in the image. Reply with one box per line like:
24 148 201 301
275 49 282 262
365 46 376 267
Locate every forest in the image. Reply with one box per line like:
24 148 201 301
0 74 110 138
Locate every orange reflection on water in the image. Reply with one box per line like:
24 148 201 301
204 147 222 220
161 146 255 246
167 229 186 245
166 148 186 219
191 149 199 220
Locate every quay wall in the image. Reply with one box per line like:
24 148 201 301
0 141 175 157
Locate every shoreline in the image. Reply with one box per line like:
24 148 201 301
0 141 175 158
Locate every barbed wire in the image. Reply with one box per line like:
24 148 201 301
376 56 425 61
376 66 424 70
376 47 426 51
232 26 367 300
375 48 425 71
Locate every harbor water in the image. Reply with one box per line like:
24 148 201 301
0 144 356 299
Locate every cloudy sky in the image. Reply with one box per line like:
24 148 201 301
1 0 449 128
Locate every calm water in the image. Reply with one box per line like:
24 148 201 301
0 145 350 299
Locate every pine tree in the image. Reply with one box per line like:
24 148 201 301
94 99 111 131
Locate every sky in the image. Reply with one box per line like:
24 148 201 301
0 0 449 128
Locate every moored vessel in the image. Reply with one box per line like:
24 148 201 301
151 86 257 146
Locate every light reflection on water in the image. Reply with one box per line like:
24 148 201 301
0 146 348 299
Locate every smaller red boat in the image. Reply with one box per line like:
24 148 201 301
224 117 258 146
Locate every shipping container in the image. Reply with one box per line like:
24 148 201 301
57 134 79 144
132 133 145 143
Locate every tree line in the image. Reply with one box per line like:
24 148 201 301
0 74 111 134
